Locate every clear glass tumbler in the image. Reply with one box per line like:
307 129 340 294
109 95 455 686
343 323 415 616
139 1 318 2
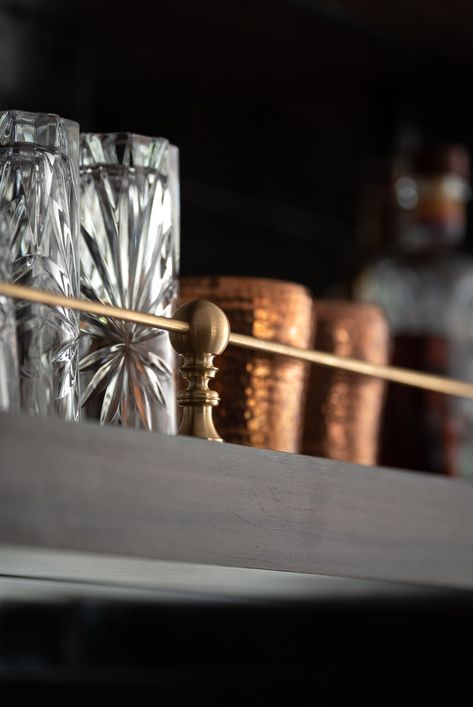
0 209 19 412
0 110 80 420
79 133 179 433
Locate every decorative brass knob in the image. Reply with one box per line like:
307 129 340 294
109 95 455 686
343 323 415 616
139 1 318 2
169 300 230 442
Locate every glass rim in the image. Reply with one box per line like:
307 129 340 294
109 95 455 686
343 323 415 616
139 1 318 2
80 131 177 149
79 132 178 170
0 110 79 160
0 109 79 132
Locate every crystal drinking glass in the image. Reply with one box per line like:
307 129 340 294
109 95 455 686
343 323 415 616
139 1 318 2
0 110 80 420
79 133 179 432
0 209 19 412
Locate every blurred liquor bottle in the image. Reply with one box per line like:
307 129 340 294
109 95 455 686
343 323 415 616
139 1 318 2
354 145 473 476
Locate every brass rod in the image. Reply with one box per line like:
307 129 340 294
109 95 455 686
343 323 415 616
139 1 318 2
229 332 473 399
0 282 189 334
2 280 473 400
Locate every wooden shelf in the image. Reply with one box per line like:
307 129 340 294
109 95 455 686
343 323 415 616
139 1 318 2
1 412 473 596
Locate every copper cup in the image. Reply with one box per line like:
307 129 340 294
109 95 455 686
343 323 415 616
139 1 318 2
179 277 314 453
302 300 389 466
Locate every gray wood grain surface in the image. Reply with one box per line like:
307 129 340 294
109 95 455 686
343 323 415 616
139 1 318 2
1 412 473 589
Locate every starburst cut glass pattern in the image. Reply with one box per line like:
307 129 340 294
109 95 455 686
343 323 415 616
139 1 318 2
79 133 179 432
0 110 80 420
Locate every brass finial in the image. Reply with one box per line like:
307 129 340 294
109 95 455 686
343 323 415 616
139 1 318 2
169 300 230 442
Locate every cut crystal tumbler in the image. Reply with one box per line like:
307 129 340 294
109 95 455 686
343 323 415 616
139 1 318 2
0 110 80 420
0 210 19 412
79 133 179 432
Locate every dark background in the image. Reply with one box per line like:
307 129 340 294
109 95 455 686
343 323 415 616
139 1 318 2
2 0 473 294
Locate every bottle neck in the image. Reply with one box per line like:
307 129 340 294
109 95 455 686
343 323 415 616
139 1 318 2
394 172 469 255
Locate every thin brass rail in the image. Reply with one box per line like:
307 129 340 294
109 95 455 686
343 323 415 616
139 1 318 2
229 332 473 399
0 282 189 335
2 281 473 400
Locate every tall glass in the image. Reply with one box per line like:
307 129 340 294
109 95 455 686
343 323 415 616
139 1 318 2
0 110 80 420
79 133 179 433
0 209 19 412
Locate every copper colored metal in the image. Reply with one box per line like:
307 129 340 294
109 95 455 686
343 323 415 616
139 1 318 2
302 300 389 466
179 277 314 453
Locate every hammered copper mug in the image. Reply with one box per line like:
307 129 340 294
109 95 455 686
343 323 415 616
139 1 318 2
179 277 314 452
302 300 389 465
